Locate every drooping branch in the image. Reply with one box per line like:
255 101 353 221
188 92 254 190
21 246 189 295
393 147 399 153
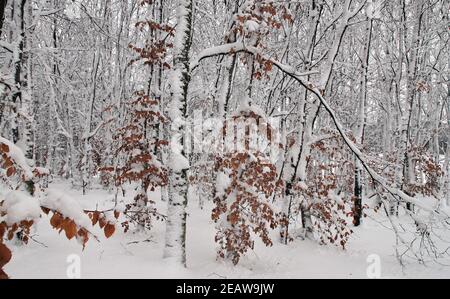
190 39 447 217
240 46 446 217
190 41 318 77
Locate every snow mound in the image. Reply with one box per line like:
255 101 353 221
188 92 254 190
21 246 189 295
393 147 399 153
40 189 91 228
0 190 41 225
0 136 33 180
245 20 260 33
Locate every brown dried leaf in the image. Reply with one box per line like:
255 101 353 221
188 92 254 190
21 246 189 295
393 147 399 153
64 220 77 240
0 243 12 267
0 143 9 153
6 167 15 177
104 223 115 238
50 213 63 229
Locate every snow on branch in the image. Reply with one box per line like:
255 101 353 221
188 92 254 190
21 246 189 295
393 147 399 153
238 47 447 217
40 190 92 229
0 136 33 181
0 191 41 226
190 39 440 214
190 42 245 71
190 41 318 77
81 117 114 140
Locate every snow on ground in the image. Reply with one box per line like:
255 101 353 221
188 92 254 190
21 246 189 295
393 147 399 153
5 181 450 279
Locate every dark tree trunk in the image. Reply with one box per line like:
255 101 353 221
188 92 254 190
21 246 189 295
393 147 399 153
0 0 7 36
11 0 26 144
353 169 363 226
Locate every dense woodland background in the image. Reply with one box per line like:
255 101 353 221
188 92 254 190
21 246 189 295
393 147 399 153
0 0 449 278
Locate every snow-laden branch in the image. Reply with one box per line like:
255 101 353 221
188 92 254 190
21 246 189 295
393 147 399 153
306 133 336 146
190 41 318 77
0 136 33 180
0 41 13 53
190 39 447 217
0 191 41 225
36 8 65 17
311 87 445 215
82 118 114 140
190 42 243 71
239 46 447 217
56 116 72 139
318 0 367 89
40 189 92 229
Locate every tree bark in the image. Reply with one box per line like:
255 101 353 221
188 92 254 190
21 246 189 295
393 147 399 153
0 0 7 36
353 18 373 226
164 0 193 267
11 0 26 144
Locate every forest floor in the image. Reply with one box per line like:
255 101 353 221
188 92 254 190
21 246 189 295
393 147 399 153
5 181 450 279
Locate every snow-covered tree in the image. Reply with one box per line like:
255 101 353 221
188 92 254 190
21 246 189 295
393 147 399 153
163 0 193 267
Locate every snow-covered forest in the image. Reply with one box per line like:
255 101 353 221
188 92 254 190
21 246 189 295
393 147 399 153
0 0 449 279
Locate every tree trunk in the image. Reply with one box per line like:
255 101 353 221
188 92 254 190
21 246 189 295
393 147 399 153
401 0 423 212
0 0 7 36
11 0 26 144
353 18 373 226
164 0 193 267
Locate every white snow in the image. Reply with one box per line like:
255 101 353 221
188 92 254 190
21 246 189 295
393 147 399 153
173 0 191 51
0 190 41 225
190 41 245 71
233 96 268 119
216 170 232 197
169 134 190 172
4 181 450 278
0 136 34 180
1 0 448 281
40 189 92 229
245 20 260 33
33 167 50 175
64 1 81 20
367 1 382 19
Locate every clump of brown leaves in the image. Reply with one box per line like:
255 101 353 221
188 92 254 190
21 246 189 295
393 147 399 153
1 139 117 279
212 151 281 265
100 92 167 232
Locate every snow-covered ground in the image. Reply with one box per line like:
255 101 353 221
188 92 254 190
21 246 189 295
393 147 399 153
5 181 450 279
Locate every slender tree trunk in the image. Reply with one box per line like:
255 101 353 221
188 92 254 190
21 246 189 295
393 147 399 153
446 84 450 206
46 4 58 173
164 0 193 267
81 50 100 195
401 0 423 212
280 0 323 242
11 0 26 144
353 18 373 226
0 0 7 36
